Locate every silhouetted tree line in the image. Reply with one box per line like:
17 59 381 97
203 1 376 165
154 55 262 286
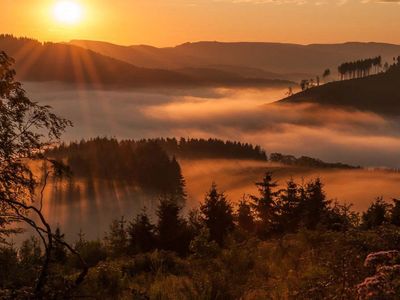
270 152 358 169
101 173 356 256
298 56 400 92
47 138 186 199
2 171 400 298
387 55 400 72
151 137 267 160
338 56 382 80
47 137 267 193
82 172 400 259
0 34 42 47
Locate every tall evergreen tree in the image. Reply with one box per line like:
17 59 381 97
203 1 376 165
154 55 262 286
250 172 280 237
300 178 329 230
157 196 190 255
168 156 187 202
52 227 67 263
390 199 400 226
277 178 300 233
128 210 156 254
237 198 255 233
105 217 128 257
200 183 234 246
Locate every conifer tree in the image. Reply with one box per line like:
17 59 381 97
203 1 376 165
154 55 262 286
237 198 255 233
157 196 190 255
128 210 156 254
250 172 280 237
390 199 400 226
200 183 234 245
277 178 300 233
105 217 128 257
168 156 187 202
52 227 67 263
300 178 329 230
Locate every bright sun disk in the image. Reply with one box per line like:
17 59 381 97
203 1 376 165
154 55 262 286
53 1 83 25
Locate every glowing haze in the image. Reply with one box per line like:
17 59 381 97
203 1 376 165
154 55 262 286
53 1 83 25
1 0 400 46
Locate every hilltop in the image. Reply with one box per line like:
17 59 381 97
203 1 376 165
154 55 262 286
0 35 292 88
279 62 400 115
70 39 400 79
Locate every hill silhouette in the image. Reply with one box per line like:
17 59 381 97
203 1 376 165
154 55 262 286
70 39 400 79
278 64 400 115
0 35 292 88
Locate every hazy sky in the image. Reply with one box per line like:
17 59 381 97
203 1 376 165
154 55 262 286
1 0 400 46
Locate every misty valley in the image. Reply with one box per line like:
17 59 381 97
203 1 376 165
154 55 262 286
13 80 400 242
2 32 400 299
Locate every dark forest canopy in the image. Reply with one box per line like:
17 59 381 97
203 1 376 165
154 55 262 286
47 138 186 199
46 137 267 198
270 152 359 169
48 137 268 162
154 137 268 160
48 138 359 187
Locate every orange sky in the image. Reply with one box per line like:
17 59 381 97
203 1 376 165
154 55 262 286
1 0 400 46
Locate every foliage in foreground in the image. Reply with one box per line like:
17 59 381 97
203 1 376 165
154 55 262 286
1 172 400 299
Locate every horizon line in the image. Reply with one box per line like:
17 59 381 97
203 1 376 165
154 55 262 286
2 33 400 49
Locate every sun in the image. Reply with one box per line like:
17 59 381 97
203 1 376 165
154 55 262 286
53 1 83 25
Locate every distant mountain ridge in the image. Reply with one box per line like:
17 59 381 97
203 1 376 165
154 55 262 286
70 39 400 79
3 34 400 89
0 35 292 88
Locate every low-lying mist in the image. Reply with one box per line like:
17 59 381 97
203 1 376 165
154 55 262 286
20 159 400 243
181 159 400 213
15 82 400 242
24 82 400 168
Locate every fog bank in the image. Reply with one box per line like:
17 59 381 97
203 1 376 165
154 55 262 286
24 82 400 168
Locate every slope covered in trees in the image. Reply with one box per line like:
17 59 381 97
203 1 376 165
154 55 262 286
150 137 268 160
49 137 357 171
0 35 292 88
2 40 400 299
279 58 400 115
270 153 358 169
47 138 186 198
2 173 400 299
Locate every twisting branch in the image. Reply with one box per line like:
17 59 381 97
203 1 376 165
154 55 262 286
0 51 85 299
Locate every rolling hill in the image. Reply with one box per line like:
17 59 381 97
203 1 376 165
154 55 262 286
278 64 400 115
0 35 292 88
70 39 400 79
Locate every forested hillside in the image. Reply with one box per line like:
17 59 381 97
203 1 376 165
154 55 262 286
280 57 400 115
49 137 358 175
3 172 400 299
1 43 400 299
47 138 186 198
